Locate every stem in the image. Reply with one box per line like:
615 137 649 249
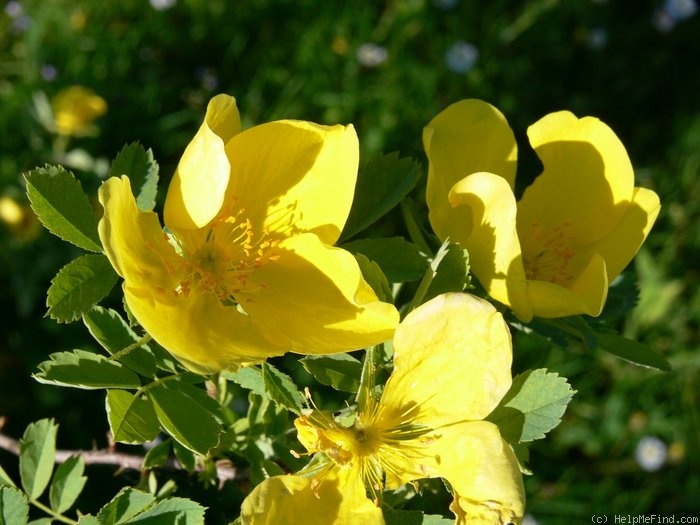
109 334 152 362
29 497 77 525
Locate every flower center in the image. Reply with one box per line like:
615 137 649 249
299 395 431 501
174 209 280 302
523 221 576 286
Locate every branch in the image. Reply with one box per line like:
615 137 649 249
0 423 240 484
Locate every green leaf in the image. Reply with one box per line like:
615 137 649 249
34 349 142 390
106 390 160 444
354 253 392 302
261 362 304 415
223 367 268 398
49 455 86 513
143 439 171 470
0 486 29 525
24 165 101 252
596 332 671 371
28 518 53 525
109 142 159 212
19 419 57 500
300 353 362 393
47 254 119 323
120 496 206 524
148 381 223 455
487 369 575 443
172 441 196 472
424 242 470 302
341 152 422 241
343 237 429 283
0 464 16 488
84 306 157 377
381 508 423 525
96 487 155 524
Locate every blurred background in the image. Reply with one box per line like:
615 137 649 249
1 0 698 522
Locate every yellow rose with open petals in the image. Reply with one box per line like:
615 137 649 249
240 293 525 525
98 94 399 373
424 99 660 321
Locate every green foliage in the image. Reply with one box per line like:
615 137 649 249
46 254 118 323
108 143 159 212
343 236 429 283
354 252 393 302
49 456 86 514
34 349 142 390
341 152 422 241
86 487 206 524
0 486 29 525
300 353 363 393
488 369 575 443
261 362 305 415
24 166 102 252
106 389 160 444
595 332 672 372
18 419 57 500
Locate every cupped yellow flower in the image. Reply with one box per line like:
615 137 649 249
51 86 107 136
98 94 399 373
424 100 661 321
239 293 525 525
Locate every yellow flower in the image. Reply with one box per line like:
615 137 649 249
239 293 525 525
424 100 661 321
51 86 107 136
98 94 399 373
0 195 41 242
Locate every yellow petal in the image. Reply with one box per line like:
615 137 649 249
576 187 661 282
238 233 399 353
448 173 533 321
240 469 384 525
164 94 241 230
422 421 524 525
224 119 358 245
526 253 608 318
124 285 287 374
98 176 180 293
381 293 512 426
518 111 635 250
424 99 517 241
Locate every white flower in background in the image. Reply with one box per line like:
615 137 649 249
445 40 479 73
149 0 177 10
432 0 459 9
635 436 668 472
356 43 388 67
586 27 609 50
653 0 697 31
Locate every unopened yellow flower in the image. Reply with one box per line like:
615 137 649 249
424 100 661 321
98 94 399 373
240 293 525 525
51 86 107 136
0 195 41 242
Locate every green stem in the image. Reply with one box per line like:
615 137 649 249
405 264 435 315
109 334 152 362
29 497 77 525
400 199 432 256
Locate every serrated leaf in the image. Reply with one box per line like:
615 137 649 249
78 517 101 525
382 508 423 525
19 419 57 500
596 332 671 371
34 349 142 390
300 353 362 393
343 237 429 283
354 253 392 302
487 369 575 443
0 464 16 488
341 152 422 241
261 362 304 415
121 496 206 524
28 518 53 525
47 254 119 323
109 143 159 212
84 306 157 377
148 381 223 455
0 486 29 525
223 367 268 398
24 165 101 251
49 455 86 513
96 487 155 524
106 390 160 444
